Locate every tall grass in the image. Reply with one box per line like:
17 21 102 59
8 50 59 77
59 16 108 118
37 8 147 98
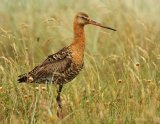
0 0 160 123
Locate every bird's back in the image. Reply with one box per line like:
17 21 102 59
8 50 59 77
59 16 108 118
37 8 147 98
18 46 84 84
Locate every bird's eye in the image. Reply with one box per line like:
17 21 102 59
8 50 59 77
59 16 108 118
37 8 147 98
81 16 86 19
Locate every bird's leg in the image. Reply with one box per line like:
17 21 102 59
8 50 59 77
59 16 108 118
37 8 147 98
56 84 63 118
56 84 63 108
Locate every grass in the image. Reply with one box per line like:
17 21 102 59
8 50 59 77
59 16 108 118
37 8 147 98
0 0 160 123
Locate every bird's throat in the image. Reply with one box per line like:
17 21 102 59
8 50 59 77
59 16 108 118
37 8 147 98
72 23 85 50
70 23 86 65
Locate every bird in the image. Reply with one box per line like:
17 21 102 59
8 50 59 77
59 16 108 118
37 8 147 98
18 12 116 113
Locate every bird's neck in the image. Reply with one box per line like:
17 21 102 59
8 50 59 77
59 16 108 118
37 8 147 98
69 22 86 65
72 22 85 50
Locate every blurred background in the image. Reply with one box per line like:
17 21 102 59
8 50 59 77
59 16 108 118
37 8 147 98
0 0 160 123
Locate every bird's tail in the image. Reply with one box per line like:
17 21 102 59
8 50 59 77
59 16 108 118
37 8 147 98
17 73 28 83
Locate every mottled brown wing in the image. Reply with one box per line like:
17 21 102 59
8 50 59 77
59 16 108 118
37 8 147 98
41 47 69 66
28 47 70 76
29 57 72 82
18 47 71 83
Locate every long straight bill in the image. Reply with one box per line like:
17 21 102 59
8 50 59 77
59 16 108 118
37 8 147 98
89 19 116 31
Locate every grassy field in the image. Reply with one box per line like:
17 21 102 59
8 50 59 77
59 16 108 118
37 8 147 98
0 0 160 123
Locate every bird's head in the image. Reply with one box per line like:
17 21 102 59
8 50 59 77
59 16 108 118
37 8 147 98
75 12 116 31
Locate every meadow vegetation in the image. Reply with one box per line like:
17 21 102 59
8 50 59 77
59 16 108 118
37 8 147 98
0 0 160 123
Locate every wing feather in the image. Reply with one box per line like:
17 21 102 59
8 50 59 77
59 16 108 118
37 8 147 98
18 47 72 83
32 58 71 79
41 47 69 65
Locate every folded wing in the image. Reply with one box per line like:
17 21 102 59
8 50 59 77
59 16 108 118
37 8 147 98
18 47 72 83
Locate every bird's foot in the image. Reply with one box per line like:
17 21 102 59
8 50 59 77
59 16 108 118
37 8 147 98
57 107 63 119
